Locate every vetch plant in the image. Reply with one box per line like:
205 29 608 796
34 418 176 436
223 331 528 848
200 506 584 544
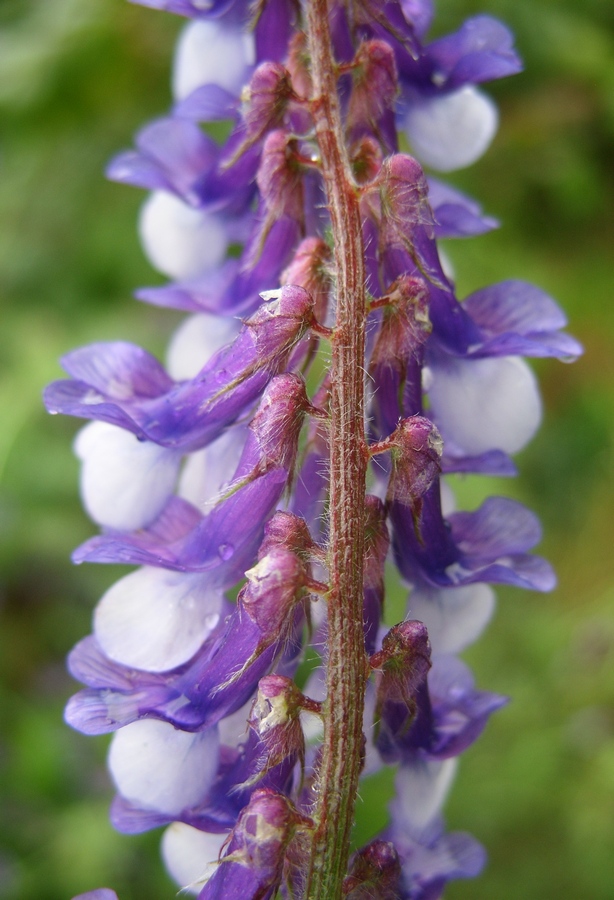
48 1 581 898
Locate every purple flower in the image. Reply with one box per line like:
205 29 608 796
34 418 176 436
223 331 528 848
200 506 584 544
51 1 580 897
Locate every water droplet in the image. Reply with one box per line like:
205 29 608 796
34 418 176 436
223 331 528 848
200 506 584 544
218 543 234 561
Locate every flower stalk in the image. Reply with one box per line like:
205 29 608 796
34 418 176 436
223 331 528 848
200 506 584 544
303 1 368 895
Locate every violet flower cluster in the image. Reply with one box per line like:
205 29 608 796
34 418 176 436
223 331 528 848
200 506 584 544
48 1 581 898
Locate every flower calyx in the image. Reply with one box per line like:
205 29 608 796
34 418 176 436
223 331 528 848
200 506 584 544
343 839 402 899
370 416 443 537
370 620 432 737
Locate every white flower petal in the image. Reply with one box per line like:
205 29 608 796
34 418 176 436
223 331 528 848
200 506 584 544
166 313 240 381
74 422 181 531
173 19 255 100
109 720 219 815
440 479 456 517
161 823 226 894
394 758 458 832
428 355 542 456
409 583 495 654
217 699 252 748
178 427 246 512
94 567 223 672
139 191 228 281
404 86 498 172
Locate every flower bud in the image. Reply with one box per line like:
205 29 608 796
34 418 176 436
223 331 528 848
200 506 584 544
281 237 332 323
242 548 307 630
246 675 309 783
240 62 296 144
368 154 435 276
347 40 398 135
371 620 432 740
350 135 383 185
369 277 431 434
286 29 312 100
370 277 430 372
258 511 318 561
385 416 443 534
247 373 312 478
343 840 401 899
199 789 311 899
256 130 306 244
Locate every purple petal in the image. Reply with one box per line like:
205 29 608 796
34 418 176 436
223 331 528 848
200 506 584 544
441 449 517 477
128 0 237 15
174 84 240 121
449 496 542 559
73 468 287 571
60 342 173 398
428 177 498 238
254 0 297 63
428 16 522 87
107 118 218 206
72 891 119 900
428 655 507 758
463 280 583 359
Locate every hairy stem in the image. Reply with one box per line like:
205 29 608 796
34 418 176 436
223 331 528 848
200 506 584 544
303 1 369 897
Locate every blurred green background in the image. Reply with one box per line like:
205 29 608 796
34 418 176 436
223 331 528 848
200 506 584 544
0 0 612 897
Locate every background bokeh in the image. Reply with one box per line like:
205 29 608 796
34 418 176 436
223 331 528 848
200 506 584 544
0 0 612 897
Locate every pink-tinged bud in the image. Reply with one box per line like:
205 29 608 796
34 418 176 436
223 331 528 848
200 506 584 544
249 373 312 477
370 277 430 372
223 546 310 686
371 621 432 732
281 237 332 324
362 154 435 278
258 511 318 560
350 135 383 185
379 154 434 238
246 675 312 783
256 129 306 235
347 40 398 133
287 30 312 101
200 788 312 899
241 62 296 143
242 547 308 633
249 283 316 358
343 840 401 899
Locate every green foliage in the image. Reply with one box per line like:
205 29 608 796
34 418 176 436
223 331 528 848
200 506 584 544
0 0 612 897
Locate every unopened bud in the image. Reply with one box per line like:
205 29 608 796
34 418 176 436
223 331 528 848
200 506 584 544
370 277 430 371
257 129 306 229
246 675 309 783
199 789 311 899
347 40 398 132
371 620 432 746
350 135 383 185
258 511 318 560
241 62 296 144
281 237 332 323
380 154 432 234
384 416 443 535
248 373 312 476
242 547 308 633
343 840 401 899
